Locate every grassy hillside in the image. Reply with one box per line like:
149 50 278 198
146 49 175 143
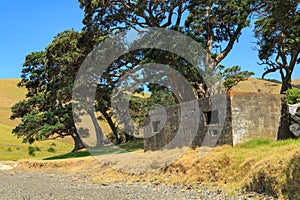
232 77 300 93
292 78 300 88
232 78 282 94
0 79 73 160
1 77 299 161
0 79 27 128
0 79 27 107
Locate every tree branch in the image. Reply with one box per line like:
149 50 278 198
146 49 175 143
162 3 180 28
175 3 184 28
215 25 243 64
262 67 279 79
289 46 300 72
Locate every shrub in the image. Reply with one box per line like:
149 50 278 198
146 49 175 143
47 147 56 153
28 146 35 156
286 88 300 104
7 147 12 152
35 146 41 151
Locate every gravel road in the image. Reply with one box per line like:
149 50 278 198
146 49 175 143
0 171 275 200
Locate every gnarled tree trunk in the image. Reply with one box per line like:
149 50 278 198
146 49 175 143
71 132 85 152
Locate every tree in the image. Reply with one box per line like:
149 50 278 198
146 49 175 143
75 1 259 143
219 65 254 91
255 0 300 94
11 30 104 152
94 52 143 143
79 0 259 96
185 0 259 65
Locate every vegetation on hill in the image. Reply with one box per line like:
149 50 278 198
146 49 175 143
0 79 73 160
10 0 262 151
232 78 282 94
220 65 254 91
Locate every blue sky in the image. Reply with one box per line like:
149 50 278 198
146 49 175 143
0 1 298 80
0 0 83 78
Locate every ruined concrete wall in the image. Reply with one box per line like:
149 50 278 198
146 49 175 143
144 101 194 151
191 94 232 148
230 91 282 145
144 92 283 151
144 94 232 151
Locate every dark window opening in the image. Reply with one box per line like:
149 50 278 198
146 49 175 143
204 110 219 125
152 121 160 133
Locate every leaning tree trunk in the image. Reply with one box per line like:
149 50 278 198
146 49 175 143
71 132 85 152
70 111 104 153
88 111 104 146
280 73 292 94
124 133 135 142
98 104 120 144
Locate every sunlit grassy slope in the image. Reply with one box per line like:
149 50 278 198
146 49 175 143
232 78 282 93
0 77 299 161
292 78 300 89
0 79 73 160
232 77 300 93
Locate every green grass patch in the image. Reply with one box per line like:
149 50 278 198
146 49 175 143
236 138 273 148
0 123 73 160
44 150 91 160
44 140 144 160
47 147 56 153
236 138 300 149
118 139 144 152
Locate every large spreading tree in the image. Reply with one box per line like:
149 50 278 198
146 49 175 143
255 0 300 94
10 30 106 152
79 0 258 96
11 1 259 150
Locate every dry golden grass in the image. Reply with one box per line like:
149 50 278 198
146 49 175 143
232 78 282 94
292 78 300 88
232 77 300 93
0 79 25 127
13 139 300 198
0 79 74 160
0 78 26 107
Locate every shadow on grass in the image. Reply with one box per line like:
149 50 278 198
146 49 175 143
118 139 144 152
44 151 91 160
44 139 144 160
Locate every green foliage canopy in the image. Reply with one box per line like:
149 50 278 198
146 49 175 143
255 0 300 93
11 30 102 152
286 88 300 104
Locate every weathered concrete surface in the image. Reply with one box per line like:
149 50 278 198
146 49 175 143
144 92 283 151
230 92 282 145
